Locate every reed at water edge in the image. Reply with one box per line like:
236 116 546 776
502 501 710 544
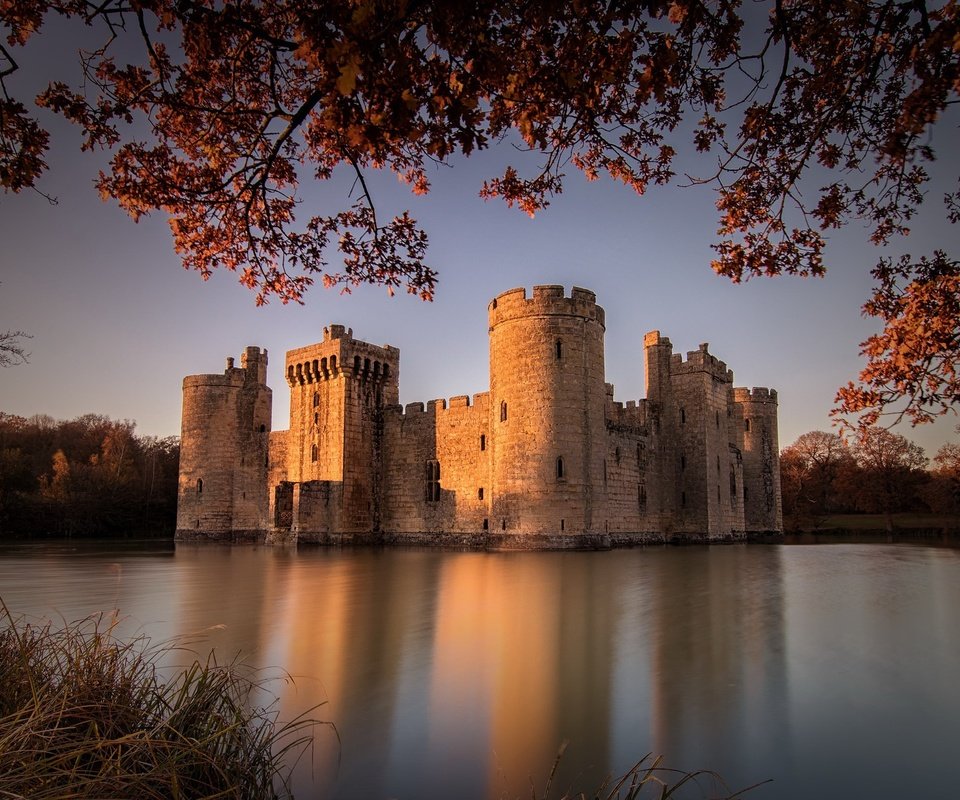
0 601 320 799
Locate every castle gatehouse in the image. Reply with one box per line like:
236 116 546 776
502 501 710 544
176 286 782 546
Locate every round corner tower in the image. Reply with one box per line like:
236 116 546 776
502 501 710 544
732 387 782 533
177 347 272 540
488 285 607 534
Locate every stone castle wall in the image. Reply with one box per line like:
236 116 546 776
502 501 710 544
488 286 607 534
176 285 783 545
381 394 491 533
176 347 271 540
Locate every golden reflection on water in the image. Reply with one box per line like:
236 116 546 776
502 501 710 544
3 542 960 800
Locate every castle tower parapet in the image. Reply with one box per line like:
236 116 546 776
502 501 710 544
488 285 607 534
284 325 400 534
488 285 606 330
733 386 782 533
177 348 272 540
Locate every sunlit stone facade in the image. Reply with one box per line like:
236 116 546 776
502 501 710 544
176 285 782 545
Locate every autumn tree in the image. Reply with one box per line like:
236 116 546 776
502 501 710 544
779 430 853 526
843 426 928 530
0 412 179 536
925 424 960 513
2 1 958 424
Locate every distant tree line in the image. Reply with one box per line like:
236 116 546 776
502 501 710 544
0 413 179 537
780 426 960 531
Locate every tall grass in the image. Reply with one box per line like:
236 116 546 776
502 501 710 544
0 603 319 799
526 742 766 800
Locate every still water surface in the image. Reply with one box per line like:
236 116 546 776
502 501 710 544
1 542 958 799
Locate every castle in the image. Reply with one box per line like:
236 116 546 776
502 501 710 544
176 286 782 546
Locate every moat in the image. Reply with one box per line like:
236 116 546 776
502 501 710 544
2 542 958 799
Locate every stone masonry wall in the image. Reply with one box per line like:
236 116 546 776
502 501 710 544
176 347 270 540
488 286 607 535
177 285 782 543
668 344 743 538
733 388 783 533
285 325 399 535
381 393 491 534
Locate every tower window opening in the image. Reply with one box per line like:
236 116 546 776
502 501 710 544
603 460 608 485
561 518 565 531
483 518 489 531
716 455 720 470
478 487 484 500
681 491 687 508
313 392 319 407
354 355 361 373
259 424 266 433
382 363 390 378
745 418 751 432
680 454 686 471
615 447 621 464
556 456 565 480
680 407 686 424
744 486 749 503
196 478 203 494
480 434 486 451
555 339 563 360
717 484 721 502
330 355 337 371
311 444 318 462
425 460 441 502
502 519 506 531
716 410 720 428
314 412 319 426
730 468 737 499
638 484 647 510
500 401 507 422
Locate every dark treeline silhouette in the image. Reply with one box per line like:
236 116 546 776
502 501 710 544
781 426 960 531
0 413 179 537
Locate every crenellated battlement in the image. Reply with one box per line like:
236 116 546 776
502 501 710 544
488 284 605 329
670 343 734 382
323 324 352 342
387 392 490 418
285 328 398 387
184 346 268 389
607 397 649 428
733 387 778 404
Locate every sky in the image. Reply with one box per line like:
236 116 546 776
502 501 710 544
1 15 958 460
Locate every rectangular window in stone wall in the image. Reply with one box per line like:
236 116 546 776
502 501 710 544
425 460 441 502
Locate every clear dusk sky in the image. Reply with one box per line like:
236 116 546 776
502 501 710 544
1 17 958 459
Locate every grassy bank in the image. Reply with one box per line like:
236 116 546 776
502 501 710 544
0 604 317 799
